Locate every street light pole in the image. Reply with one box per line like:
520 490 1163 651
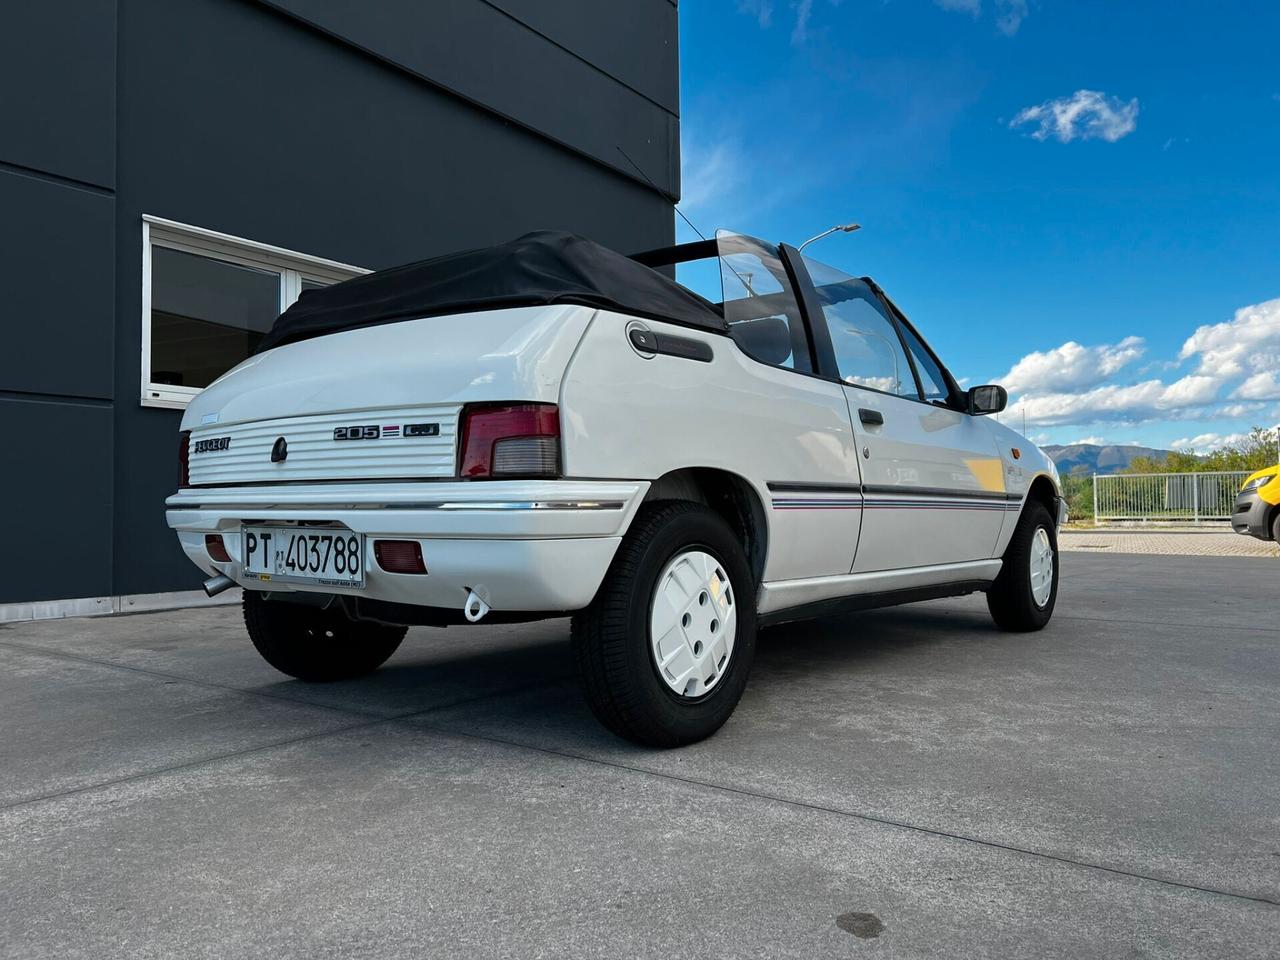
798 223 861 253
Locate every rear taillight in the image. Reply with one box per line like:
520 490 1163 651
179 431 191 488
459 403 560 478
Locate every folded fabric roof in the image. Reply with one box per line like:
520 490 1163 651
257 230 727 352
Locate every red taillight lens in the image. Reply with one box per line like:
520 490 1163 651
205 534 231 563
374 539 427 574
459 403 560 478
179 431 191 488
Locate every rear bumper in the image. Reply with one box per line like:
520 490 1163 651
165 479 648 613
1231 489 1273 540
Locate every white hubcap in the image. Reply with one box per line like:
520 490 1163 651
650 549 737 698
1030 526 1054 608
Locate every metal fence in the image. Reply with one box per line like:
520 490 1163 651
1093 471 1249 525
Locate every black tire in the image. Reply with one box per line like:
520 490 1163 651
243 592 407 681
572 500 757 748
987 501 1059 632
1270 508 1280 544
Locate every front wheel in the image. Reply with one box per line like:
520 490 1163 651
572 500 757 747
243 592 407 681
986 501 1059 631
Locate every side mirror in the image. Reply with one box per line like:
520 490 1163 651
967 384 1007 416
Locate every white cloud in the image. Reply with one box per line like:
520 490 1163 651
678 132 745 215
736 0 773 27
935 0 1027 33
935 0 981 16
1170 432 1251 454
1010 90 1139 143
1220 402 1266 418
990 298 1280 436
996 336 1145 395
995 0 1028 35
1179 297 1280 378
1229 372 1272 396
1233 371 1280 400
790 0 814 44
1006 375 1221 427
1065 436 1108 446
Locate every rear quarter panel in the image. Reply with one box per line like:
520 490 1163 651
560 311 863 581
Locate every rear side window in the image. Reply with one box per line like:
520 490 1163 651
718 233 811 373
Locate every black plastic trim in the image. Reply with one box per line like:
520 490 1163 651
861 484 1022 502
650 331 714 362
779 243 836 379
760 580 991 628
858 407 884 425
767 481 864 494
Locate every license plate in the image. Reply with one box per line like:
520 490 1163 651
242 526 365 587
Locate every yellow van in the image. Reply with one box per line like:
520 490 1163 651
1232 465 1280 541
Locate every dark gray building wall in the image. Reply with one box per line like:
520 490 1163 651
0 0 679 604
0 1 118 604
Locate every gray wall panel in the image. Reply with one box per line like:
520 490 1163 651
259 0 679 196
0 0 116 188
0 171 115 400
489 0 679 114
110 0 675 596
0 398 113 604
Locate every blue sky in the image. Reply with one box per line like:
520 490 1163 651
677 1 1280 451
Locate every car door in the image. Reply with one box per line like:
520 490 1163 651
793 254 1008 573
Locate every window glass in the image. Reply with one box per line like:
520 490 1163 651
717 231 810 372
898 322 951 403
150 247 280 388
300 278 329 295
803 255 917 398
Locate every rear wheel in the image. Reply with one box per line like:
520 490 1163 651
987 501 1058 631
243 592 407 681
572 500 757 747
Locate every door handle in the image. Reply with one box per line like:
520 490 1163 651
858 408 884 426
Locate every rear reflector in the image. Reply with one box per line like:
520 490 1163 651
459 402 560 478
374 539 427 574
205 534 231 563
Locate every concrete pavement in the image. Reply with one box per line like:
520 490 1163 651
1061 528 1280 558
1 553 1277 958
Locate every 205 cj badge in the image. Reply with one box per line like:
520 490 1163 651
333 423 439 441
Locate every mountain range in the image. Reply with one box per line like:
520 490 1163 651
1042 443 1173 476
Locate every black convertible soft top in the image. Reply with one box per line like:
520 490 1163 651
257 230 728 352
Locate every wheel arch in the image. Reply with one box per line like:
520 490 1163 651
640 468 769 584
1025 473 1060 522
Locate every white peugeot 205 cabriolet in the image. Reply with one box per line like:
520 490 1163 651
166 230 1064 746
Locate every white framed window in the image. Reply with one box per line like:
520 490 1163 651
141 215 368 409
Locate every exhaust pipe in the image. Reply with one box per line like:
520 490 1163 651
463 587 491 623
203 574 236 598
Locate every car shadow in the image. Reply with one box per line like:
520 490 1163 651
239 599 1004 744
